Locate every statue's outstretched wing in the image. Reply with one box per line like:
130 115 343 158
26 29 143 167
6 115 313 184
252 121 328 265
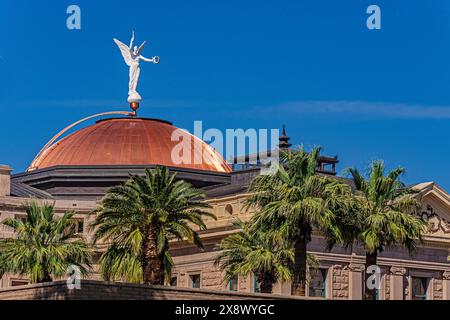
113 38 132 66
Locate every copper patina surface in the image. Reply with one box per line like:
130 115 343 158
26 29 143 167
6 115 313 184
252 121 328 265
30 118 232 173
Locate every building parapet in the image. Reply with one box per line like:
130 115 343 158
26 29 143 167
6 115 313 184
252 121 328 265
0 280 314 300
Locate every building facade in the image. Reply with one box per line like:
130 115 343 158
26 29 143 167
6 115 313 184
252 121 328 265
0 117 449 300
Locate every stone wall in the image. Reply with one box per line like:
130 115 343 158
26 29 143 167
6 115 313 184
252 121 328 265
0 280 302 300
384 274 390 300
1 192 449 300
332 265 349 299
201 266 225 290
403 275 410 300
433 278 443 300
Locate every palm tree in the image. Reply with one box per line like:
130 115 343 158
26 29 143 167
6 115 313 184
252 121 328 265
0 202 92 283
245 147 353 296
91 166 215 285
347 161 426 300
215 220 293 293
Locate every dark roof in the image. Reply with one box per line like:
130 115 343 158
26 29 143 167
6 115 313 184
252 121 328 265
204 171 355 199
10 182 54 199
204 184 247 198
12 165 231 200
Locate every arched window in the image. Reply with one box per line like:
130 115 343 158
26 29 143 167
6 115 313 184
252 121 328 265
225 204 233 215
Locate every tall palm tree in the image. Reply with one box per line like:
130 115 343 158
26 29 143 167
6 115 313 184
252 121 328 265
347 161 426 300
91 166 215 285
0 202 92 283
215 220 294 294
245 147 353 296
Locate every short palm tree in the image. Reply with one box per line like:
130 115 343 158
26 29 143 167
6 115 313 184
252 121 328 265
215 220 294 294
246 147 353 296
92 166 215 285
0 202 92 283
347 161 426 300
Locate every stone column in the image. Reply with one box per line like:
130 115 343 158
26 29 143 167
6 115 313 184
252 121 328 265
348 263 365 300
332 265 350 299
238 275 251 293
390 267 407 300
279 281 291 295
443 271 450 300
178 271 188 288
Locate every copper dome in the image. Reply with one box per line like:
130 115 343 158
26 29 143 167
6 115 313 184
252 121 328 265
28 118 232 173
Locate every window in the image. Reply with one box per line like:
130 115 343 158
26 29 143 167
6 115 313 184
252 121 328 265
308 268 327 298
225 204 233 215
190 274 201 289
229 276 238 291
11 280 28 287
170 276 178 287
75 219 84 234
412 277 428 300
253 274 261 293
364 277 380 300
15 215 27 224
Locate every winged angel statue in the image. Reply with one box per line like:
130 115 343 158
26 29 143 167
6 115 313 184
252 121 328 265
113 31 160 103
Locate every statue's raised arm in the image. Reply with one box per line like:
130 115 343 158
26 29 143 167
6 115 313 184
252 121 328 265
129 30 135 50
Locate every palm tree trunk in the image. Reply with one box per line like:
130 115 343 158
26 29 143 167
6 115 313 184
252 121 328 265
258 273 276 294
38 270 52 283
291 237 307 296
141 226 165 285
364 251 378 300
260 282 274 294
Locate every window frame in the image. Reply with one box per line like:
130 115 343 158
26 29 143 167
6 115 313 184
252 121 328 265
169 275 178 287
10 279 29 287
253 274 261 293
308 267 328 298
74 218 84 235
229 275 239 291
189 273 201 289
411 276 428 300
14 214 27 224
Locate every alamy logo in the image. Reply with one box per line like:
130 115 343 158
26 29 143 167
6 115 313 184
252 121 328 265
366 265 381 290
66 5 81 30
366 5 381 30
170 121 280 176
67 265 81 290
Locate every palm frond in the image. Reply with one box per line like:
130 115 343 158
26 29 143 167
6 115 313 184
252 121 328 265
92 166 215 284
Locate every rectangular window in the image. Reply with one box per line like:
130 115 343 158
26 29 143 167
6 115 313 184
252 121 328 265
190 274 201 289
229 276 238 291
170 276 178 287
15 215 27 224
253 274 261 293
363 276 380 300
11 280 28 287
412 277 428 300
309 268 327 298
74 219 84 234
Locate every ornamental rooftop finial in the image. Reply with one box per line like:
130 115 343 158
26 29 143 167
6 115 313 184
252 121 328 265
278 124 292 149
113 30 160 115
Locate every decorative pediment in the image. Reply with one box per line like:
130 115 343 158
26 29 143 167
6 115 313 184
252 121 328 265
413 182 450 237
420 205 450 235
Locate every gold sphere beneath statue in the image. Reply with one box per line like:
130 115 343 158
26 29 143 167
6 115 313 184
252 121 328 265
130 102 139 113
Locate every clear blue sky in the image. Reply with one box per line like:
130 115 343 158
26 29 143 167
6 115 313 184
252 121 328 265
1 0 450 189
